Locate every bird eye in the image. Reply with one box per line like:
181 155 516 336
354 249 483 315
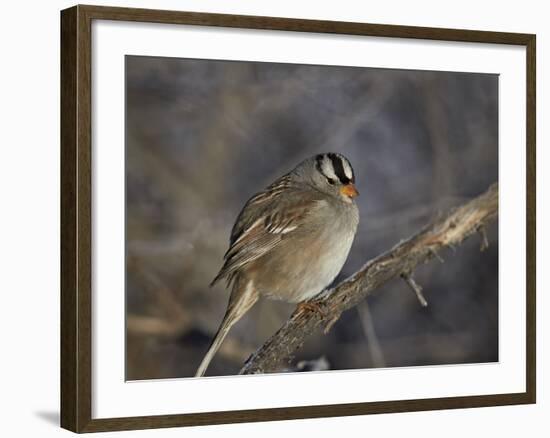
326 177 336 185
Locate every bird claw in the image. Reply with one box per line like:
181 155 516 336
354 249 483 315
296 301 327 318
296 301 340 334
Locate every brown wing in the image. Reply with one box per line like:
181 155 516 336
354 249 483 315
211 181 324 287
228 173 293 246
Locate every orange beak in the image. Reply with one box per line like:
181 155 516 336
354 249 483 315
340 183 359 198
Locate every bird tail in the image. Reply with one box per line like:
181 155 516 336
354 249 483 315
195 278 258 377
194 318 233 378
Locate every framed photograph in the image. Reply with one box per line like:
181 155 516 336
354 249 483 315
60 4 536 433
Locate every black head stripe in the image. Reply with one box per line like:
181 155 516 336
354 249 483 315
327 153 351 185
315 154 324 175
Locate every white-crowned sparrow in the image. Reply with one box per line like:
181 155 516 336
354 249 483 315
195 153 359 377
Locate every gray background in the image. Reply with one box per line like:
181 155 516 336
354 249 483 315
125 55 498 380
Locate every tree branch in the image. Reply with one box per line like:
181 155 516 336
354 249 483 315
240 183 498 375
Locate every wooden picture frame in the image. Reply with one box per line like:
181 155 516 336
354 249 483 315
61 4 536 433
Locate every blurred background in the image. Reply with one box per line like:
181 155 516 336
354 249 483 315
125 55 498 380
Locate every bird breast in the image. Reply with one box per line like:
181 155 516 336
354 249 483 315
249 201 359 303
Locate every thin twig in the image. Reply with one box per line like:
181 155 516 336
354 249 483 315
430 248 445 263
357 301 386 367
478 225 489 251
401 272 428 307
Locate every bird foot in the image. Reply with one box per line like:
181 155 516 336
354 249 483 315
296 300 327 319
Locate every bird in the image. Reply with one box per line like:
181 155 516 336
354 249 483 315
195 152 360 377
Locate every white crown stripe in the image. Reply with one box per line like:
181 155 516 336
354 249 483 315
340 157 354 181
321 156 338 181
